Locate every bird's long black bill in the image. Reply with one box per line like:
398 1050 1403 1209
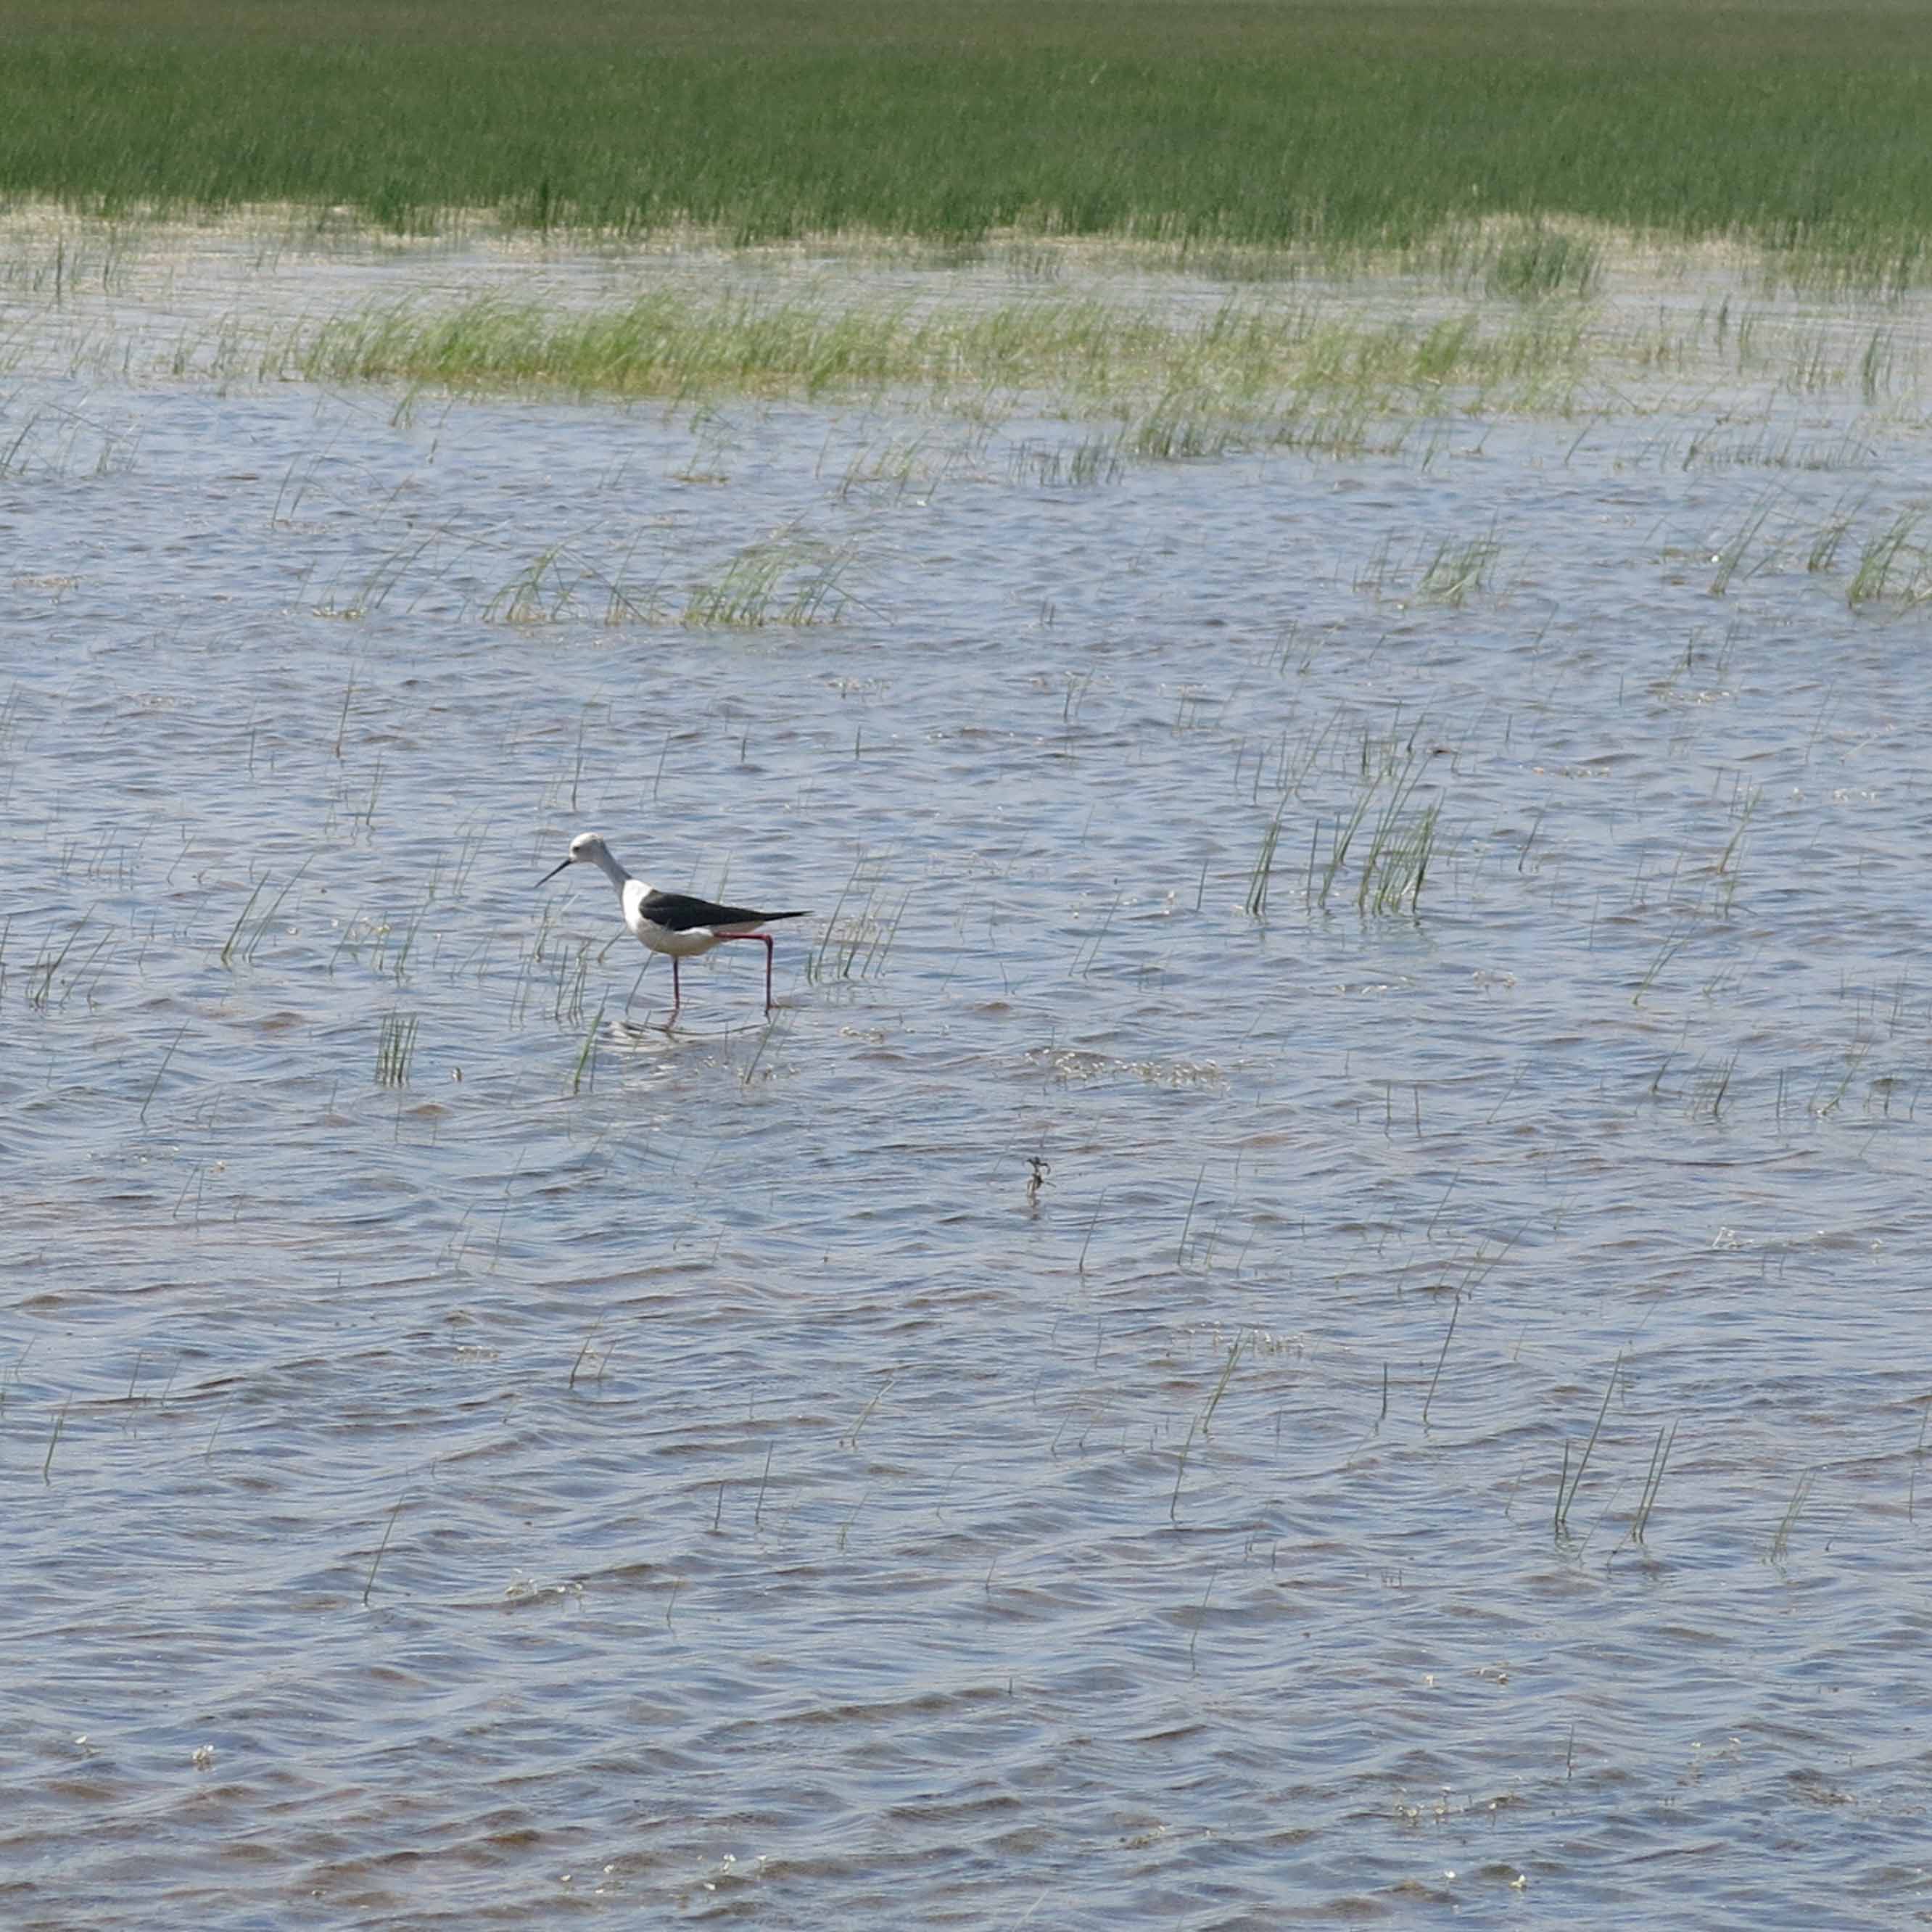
536 857 572 888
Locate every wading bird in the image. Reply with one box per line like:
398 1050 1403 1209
537 832 809 1018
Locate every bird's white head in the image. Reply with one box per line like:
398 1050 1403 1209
538 831 612 888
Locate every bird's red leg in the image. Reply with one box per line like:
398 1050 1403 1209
670 956 682 1012
717 933 778 1011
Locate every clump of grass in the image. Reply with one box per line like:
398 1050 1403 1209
1767 1469 1815 1564
1807 497 1862 574
1357 780 1440 915
835 430 983 500
1126 400 1239 463
1846 511 1928 608
1011 435 1124 487
25 914 97 1011
481 529 822 640
1554 1355 1621 1539
1859 327 1895 403
1767 232 1930 298
485 542 669 626
313 538 442 624
1308 788 1376 911
681 533 857 628
218 857 314 966
570 999 605 1094
218 883 265 968
1686 1049 1739 1120
375 1010 419 1086
1714 784 1759 917
1630 1421 1675 1543
1245 804 1287 918
806 854 908 986
0 400 139 482
486 545 581 625
1486 225 1601 301
1418 529 1503 606
1632 927 1692 1008
1707 498 1775 597
1303 751 1442 915
278 289 1589 416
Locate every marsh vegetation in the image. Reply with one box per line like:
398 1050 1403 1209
4 0 1932 278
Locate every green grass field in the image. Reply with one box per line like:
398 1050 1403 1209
3 0 1931 258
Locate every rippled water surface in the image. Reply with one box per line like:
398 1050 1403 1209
7 223 1932 1927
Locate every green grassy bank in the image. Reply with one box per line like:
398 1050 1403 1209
3 1 1931 257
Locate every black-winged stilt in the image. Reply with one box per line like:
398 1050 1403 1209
537 831 809 1017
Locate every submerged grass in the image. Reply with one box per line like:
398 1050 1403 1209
279 290 1590 413
6 1 1932 268
482 530 859 629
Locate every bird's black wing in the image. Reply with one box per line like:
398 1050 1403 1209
639 890 806 932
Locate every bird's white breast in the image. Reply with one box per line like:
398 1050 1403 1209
619 879 652 931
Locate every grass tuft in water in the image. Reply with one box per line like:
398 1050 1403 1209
1245 804 1287 919
1846 511 1927 608
682 533 859 629
1486 225 1601 302
1631 1421 1675 1543
1357 764 1441 915
570 998 606 1094
806 854 907 986
1418 529 1503 607
1767 1469 1815 1564
1554 1355 1620 1538
375 1010 419 1086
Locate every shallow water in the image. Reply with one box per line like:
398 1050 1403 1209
6 227 1932 1927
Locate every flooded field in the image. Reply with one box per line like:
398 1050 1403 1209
5 215 1932 1926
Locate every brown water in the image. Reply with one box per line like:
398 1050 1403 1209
5 223 1932 1928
